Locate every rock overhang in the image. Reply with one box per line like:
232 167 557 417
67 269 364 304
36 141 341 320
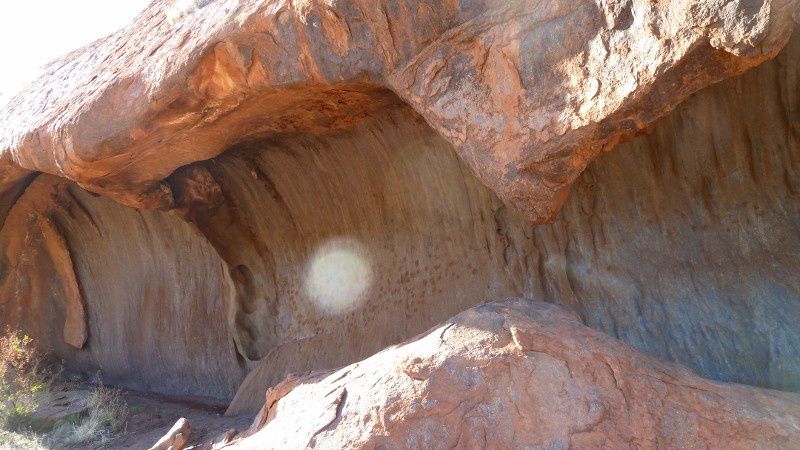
0 0 797 223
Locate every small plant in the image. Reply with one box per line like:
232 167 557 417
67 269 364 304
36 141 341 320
0 328 48 431
49 383 130 447
0 330 131 448
0 429 48 449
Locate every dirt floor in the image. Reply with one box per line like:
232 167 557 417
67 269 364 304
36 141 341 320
95 391 253 449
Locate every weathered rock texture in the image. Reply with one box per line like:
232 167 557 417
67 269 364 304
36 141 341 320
229 299 800 449
0 0 798 425
0 176 243 399
178 108 541 410
528 29 800 394
0 106 532 401
0 0 796 222
0 27 799 407
228 30 800 413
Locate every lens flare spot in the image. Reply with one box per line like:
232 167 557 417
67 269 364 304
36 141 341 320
304 239 372 314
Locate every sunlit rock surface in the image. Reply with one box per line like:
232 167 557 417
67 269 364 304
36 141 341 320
0 0 796 222
228 299 800 449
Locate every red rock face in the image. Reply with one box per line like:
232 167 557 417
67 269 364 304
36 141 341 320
0 0 796 222
230 299 800 449
0 0 799 444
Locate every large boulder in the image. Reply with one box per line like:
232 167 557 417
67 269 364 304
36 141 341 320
230 299 800 449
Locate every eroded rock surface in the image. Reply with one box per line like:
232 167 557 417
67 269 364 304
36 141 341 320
0 107 534 402
527 28 800 393
172 107 539 412
1 31 800 405
0 175 244 400
229 299 800 449
229 32 800 413
0 0 799 426
0 0 796 222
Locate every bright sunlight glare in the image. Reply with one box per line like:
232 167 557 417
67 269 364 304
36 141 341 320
304 238 373 315
0 1 149 106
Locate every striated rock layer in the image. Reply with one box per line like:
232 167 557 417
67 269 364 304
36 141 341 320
0 175 243 399
0 106 531 401
229 299 800 449
528 29 800 394
228 30 800 413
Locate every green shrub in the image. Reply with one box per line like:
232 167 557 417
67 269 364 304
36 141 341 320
0 328 48 431
0 329 130 448
49 384 130 447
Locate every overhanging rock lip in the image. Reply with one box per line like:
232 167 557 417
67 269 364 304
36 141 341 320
0 0 797 223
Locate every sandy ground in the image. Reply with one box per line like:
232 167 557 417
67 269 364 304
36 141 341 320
95 391 253 450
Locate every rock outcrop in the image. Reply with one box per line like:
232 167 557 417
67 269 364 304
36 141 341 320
228 30 800 413
0 0 798 435
229 299 800 449
0 0 797 222
0 22 798 406
149 418 192 450
527 29 800 394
